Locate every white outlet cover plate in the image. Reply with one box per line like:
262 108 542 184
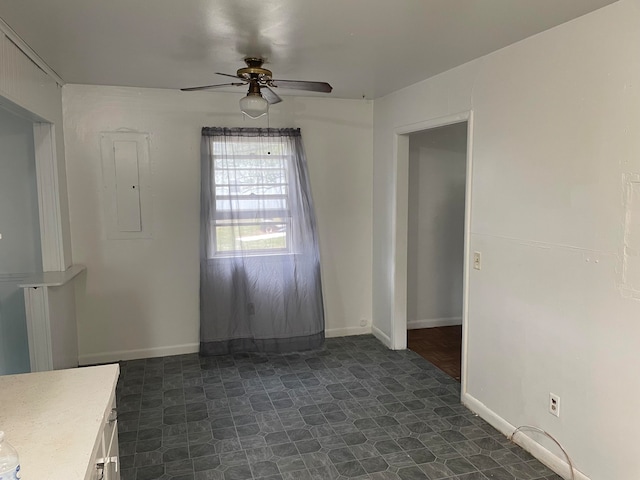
549 393 560 417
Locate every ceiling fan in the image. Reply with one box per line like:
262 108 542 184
181 57 333 118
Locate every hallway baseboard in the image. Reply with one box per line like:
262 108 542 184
372 325 392 348
407 317 462 329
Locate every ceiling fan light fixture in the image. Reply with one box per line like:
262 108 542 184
239 93 268 118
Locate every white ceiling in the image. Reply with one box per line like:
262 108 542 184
0 0 618 99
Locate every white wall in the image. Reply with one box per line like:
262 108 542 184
407 123 466 328
373 1 640 479
62 85 373 364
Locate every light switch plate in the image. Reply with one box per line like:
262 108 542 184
473 251 481 270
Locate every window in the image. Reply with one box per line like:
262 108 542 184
209 136 293 257
200 127 324 352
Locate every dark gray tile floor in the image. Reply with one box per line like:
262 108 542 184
116 335 562 480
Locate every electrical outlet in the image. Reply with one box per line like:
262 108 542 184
549 393 560 417
360 318 368 327
473 251 482 270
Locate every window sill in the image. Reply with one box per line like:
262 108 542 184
207 252 300 261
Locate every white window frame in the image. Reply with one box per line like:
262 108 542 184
209 139 295 258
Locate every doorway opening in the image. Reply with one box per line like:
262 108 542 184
0 92 66 375
0 105 42 375
390 112 473 393
406 123 467 381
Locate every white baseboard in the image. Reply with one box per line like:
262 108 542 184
407 317 462 329
372 325 392 348
78 342 200 365
325 326 372 338
462 392 589 480
79 327 373 365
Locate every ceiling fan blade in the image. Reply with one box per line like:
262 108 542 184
270 79 332 93
181 82 245 92
216 72 244 80
262 86 283 105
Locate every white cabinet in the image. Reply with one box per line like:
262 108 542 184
88 462 101 480
92 394 120 480
0 364 120 480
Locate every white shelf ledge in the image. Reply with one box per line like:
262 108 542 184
18 264 86 288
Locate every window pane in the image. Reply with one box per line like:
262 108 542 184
217 186 287 200
215 219 288 253
210 137 293 256
215 167 287 184
214 157 286 169
216 185 288 196
216 197 288 213
217 172 288 186
212 140 290 157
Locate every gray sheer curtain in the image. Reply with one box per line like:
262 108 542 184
200 127 324 355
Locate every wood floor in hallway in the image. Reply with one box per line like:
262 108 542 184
407 325 462 382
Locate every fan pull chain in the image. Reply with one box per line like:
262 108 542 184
267 110 271 155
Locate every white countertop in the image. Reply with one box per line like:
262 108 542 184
0 364 120 480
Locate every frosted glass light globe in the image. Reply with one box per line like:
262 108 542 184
239 94 268 118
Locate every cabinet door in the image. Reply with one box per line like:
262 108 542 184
104 422 120 480
88 463 102 480
102 397 120 480
111 422 120 480
90 433 106 480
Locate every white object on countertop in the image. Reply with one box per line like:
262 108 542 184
0 364 119 480
0 431 20 480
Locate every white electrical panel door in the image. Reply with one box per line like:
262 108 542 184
100 132 152 239
113 141 142 232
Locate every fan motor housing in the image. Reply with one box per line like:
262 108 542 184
237 58 272 81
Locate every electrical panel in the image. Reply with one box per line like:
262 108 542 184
100 132 152 239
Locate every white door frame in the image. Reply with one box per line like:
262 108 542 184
33 122 67 271
391 111 474 394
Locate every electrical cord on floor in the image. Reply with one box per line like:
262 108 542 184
509 425 575 480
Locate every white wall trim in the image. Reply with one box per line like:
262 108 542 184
0 18 65 86
391 132 409 350
371 325 392 348
460 113 474 397
23 287 53 372
79 343 201 365
325 326 372 338
79 327 379 365
407 317 462 329
462 392 589 480
395 112 473 136
33 123 67 271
